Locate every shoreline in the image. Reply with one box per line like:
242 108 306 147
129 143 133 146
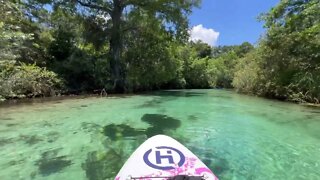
1 89 319 108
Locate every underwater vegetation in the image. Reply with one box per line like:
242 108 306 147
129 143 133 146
103 124 144 141
36 148 72 176
46 131 60 143
20 135 43 145
82 149 124 180
188 115 198 121
153 91 206 98
103 113 181 140
138 98 163 108
141 114 181 137
95 114 183 178
0 137 14 146
81 122 102 133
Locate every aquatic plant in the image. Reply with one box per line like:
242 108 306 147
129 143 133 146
0 137 14 146
37 156 72 176
46 131 60 143
103 114 182 140
82 149 124 180
19 135 43 145
82 122 102 133
141 114 181 133
138 98 163 108
103 124 144 141
188 115 198 121
36 149 72 176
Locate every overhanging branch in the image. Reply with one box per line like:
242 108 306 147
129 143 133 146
76 0 112 14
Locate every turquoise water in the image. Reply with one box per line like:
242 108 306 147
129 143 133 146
0 90 320 180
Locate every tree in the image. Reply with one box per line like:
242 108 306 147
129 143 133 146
190 41 212 58
74 0 200 92
260 0 320 102
234 42 254 58
234 0 320 103
0 0 33 61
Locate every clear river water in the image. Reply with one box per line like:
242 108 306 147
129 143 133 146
0 90 319 180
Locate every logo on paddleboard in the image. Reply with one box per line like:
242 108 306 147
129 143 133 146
143 146 185 170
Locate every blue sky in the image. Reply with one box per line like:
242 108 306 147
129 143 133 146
189 0 280 46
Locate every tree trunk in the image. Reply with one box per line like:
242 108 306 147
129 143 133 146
109 0 124 92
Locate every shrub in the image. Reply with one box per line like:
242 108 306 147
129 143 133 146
233 51 263 94
0 61 64 99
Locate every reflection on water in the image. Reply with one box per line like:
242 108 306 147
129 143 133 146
0 90 320 179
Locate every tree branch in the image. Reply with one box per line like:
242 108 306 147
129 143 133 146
123 0 149 7
76 0 112 14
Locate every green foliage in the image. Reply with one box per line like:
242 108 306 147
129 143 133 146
210 52 239 88
0 61 63 99
185 57 212 88
179 43 242 89
233 50 264 94
0 1 33 60
212 42 254 58
234 0 320 103
190 41 213 58
1 0 318 105
124 14 180 91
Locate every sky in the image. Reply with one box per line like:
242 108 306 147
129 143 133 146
189 0 280 46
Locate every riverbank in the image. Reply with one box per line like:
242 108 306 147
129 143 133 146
1 89 319 109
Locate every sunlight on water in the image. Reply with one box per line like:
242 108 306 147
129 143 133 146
0 90 320 180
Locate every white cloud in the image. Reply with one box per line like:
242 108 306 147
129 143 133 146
189 24 220 46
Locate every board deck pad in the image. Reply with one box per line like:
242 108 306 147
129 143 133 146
116 135 218 180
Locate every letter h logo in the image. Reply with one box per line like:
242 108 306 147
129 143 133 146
155 150 174 164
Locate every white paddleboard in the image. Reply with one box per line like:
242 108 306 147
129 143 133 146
115 135 218 180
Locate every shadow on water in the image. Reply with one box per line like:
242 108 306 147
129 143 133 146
103 114 181 140
36 148 72 176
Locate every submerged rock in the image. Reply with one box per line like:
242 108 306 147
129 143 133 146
82 149 124 180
